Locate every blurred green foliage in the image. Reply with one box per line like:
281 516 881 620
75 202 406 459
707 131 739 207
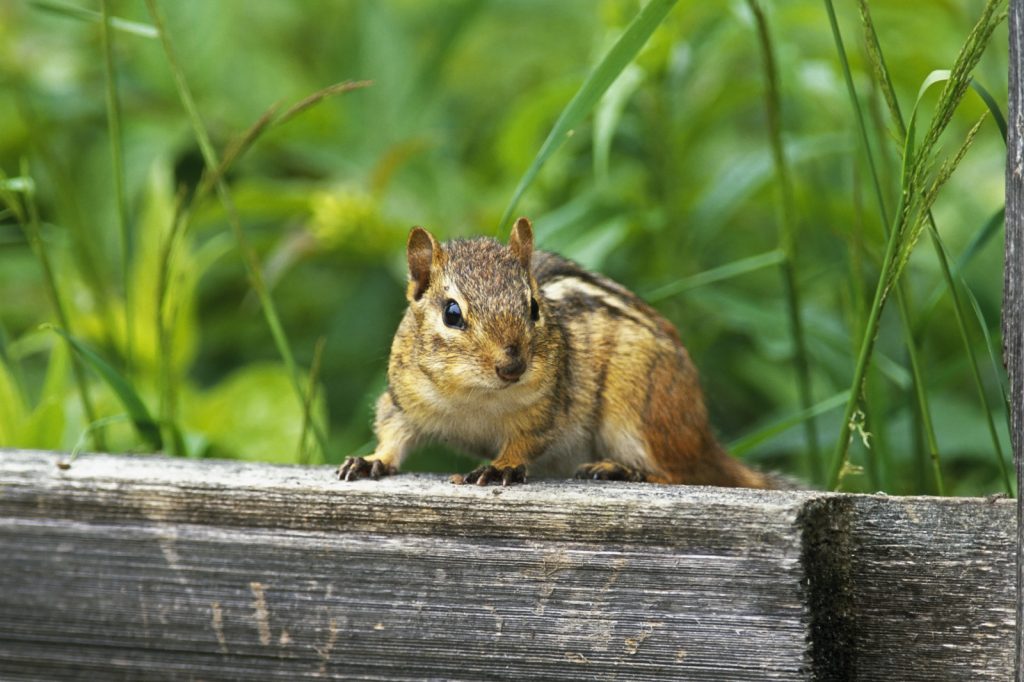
0 0 1011 495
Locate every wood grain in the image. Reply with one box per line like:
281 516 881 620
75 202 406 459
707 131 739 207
0 451 817 681
0 450 1014 680
846 496 1015 681
1007 2 1024 680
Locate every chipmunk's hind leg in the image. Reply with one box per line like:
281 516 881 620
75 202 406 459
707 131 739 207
590 419 669 483
574 460 647 482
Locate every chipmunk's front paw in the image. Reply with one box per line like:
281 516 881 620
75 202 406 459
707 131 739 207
575 461 647 482
337 456 396 482
459 464 526 486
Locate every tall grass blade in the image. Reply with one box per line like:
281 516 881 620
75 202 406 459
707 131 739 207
15 103 119 342
926 224 1012 492
155 187 189 456
145 0 329 456
748 0 822 485
497 0 678 232
297 336 326 465
729 391 849 458
824 160 908 492
824 0 938 491
956 206 1006 273
64 415 132 468
593 65 644 182
862 0 1006 146
910 2 1006 177
860 0 1009 492
198 105 281 200
846 163 869 347
276 80 374 128
906 328 944 495
645 249 785 302
970 79 1007 142
100 0 133 374
919 206 1004 323
29 0 157 38
825 0 1004 490
47 326 161 450
963 283 1012 415
200 80 372 198
823 0 890 218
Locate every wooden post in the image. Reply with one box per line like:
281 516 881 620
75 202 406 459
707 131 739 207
1008 1 1024 680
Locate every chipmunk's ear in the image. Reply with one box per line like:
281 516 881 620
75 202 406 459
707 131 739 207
508 217 533 271
407 227 442 301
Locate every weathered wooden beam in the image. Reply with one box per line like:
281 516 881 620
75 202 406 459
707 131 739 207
845 495 1015 681
0 450 823 681
1007 2 1024 680
0 450 1014 680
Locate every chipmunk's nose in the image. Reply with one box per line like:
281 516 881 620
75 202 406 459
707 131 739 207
496 344 526 383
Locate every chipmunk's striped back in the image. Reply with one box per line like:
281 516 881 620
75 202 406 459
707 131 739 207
530 251 771 487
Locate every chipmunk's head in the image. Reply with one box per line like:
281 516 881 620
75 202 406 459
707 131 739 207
405 218 547 392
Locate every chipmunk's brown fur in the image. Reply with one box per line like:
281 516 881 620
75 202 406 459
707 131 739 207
338 218 775 488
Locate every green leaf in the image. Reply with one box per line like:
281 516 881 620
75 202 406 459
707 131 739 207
904 70 951 182
47 326 162 449
182 363 325 463
24 398 66 451
497 0 679 231
23 340 69 450
916 69 952 102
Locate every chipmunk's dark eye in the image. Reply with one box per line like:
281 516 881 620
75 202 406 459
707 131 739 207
530 297 540 322
443 299 465 329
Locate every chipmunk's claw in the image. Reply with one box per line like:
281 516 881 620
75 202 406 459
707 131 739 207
459 464 527 486
338 456 395 482
574 461 646 482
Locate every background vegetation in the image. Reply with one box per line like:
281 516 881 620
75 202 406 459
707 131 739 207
0 0 1011 495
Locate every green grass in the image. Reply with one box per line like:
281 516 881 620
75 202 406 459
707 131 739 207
99 0 132 374
747 0 821 486
825 0 1009 492
0 0 1011 497
144 0 347 459
497 0 679 233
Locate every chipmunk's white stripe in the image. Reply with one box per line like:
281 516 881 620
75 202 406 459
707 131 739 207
541 277 633 314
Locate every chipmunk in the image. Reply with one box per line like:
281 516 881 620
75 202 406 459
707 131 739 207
337 217 776 488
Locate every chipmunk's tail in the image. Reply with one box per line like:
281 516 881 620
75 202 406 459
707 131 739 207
700 443 809 490
757 470 809 490
645 421 784 489
639 339 806 490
